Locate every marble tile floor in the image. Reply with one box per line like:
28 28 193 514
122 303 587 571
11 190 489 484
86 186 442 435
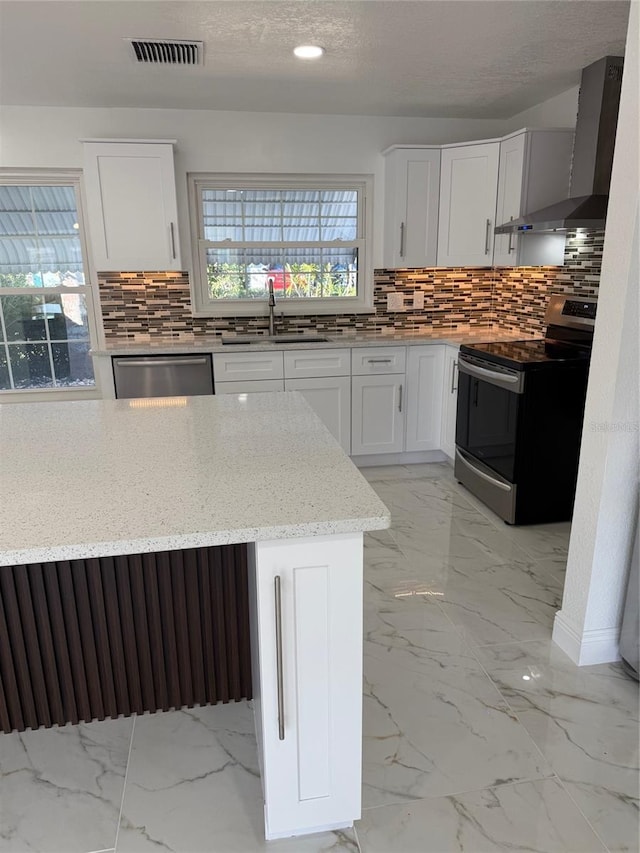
0 462 637 853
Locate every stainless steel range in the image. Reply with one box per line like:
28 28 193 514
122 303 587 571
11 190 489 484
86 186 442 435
454 294 597 525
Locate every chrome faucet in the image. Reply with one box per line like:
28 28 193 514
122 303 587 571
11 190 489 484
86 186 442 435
268 279 276 336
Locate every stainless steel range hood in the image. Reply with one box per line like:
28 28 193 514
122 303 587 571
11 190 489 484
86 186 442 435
495 56 623 234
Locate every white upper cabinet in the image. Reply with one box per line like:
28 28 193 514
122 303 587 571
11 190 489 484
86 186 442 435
383 147 441 268
437 141 500 267
82 140 181 271
493 129 574 267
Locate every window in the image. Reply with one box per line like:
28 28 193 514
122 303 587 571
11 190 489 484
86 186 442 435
0 176 96 393
189 174 373 316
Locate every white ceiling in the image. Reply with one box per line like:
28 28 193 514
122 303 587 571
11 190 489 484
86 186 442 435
0 0 630 118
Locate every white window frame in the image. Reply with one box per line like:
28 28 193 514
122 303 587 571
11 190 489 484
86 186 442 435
0 169 103 401
188 173 374 317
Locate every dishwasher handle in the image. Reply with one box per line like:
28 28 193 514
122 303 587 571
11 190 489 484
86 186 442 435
114 357 210 368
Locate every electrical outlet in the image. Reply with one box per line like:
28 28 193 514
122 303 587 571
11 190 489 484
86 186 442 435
387 292 404 311
412 290 425 310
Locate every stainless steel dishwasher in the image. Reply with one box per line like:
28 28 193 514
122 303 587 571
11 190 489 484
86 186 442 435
112 354 214 398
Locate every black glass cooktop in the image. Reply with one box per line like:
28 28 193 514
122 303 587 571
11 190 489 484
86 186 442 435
460 338 592 370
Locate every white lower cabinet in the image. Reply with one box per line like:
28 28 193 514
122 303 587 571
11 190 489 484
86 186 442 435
405 346 445 452
284 377 351 453
248 533 363 839
351 373 405 455
440 345 459 459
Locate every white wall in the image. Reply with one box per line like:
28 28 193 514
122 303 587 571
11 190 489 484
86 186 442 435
0 85 581 271
0 105 508 269
502 85 579 133
553 4 639 666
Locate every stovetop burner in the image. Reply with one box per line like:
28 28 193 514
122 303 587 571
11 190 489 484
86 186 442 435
460 293 597 371
461 338 592 368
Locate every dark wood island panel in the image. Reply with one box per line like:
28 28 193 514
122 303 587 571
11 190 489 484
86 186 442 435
0 545 252 733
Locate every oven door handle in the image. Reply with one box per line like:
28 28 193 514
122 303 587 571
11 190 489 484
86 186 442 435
455 449 512 492
458 355 523 392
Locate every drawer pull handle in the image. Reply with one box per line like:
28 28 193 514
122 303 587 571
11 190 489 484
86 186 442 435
116 357 209 368
367 358 392 364
485 219 492 255
274 575 285 741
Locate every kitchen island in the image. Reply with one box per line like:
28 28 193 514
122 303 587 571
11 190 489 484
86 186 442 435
0 392 389 840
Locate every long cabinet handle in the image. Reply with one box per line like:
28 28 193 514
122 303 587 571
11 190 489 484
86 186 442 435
508 216 515 254
367 358 392 364
485 219 492 255
170 222 177 259
399 221 405 258
398 383 403 413
274 575 285 741
450 360 458 394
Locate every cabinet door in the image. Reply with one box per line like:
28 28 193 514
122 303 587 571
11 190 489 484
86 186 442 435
83 142 181 271
351 374 404 455
493 133 526 267
437 142 500 266
249 533 363 839
285 377 351 454
440 346 459 460
405 346 445 452
383 148 441 268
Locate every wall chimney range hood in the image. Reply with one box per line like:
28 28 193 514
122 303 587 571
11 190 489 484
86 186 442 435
495 56 624 234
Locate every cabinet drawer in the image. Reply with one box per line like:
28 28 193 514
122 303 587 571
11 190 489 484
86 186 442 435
213 351 284 382
215 379 284 394
284 348 350 379
351 347 406 376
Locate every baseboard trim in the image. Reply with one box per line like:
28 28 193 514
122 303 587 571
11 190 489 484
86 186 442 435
352 450 448 468
553 611 621 666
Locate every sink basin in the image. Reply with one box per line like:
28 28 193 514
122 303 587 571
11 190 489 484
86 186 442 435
221 335 330 345
269 335 330 344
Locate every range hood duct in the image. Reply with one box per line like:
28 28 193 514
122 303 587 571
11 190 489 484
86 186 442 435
495 56 624 234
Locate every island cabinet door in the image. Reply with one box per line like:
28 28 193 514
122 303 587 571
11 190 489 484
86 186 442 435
248 533 363 840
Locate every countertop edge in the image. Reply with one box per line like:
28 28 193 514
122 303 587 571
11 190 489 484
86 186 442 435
0 514 391 568
93 327 533 357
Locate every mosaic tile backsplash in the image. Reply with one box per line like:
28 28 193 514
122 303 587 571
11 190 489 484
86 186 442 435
99 230 604 343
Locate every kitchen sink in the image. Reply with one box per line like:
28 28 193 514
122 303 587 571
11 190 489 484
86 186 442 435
221 335 330 345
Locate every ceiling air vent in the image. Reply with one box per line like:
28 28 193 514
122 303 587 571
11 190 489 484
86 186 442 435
128 39 203 66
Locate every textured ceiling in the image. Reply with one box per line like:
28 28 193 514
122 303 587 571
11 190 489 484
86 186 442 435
0 0 630 117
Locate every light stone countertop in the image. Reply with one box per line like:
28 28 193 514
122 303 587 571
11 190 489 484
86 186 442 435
93 326 535 357
0 393 390 567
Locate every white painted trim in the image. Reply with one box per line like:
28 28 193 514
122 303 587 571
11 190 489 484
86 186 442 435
553 610 621 666
187 172 374 317
352 449 447 467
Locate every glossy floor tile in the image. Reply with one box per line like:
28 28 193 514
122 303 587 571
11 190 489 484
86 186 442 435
475 640 640 852
0 716 133 853
356 778 607 853
1 461 637 853
117 702 358 853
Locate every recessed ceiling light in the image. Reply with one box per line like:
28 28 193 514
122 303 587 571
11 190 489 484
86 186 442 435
293 45 325 60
